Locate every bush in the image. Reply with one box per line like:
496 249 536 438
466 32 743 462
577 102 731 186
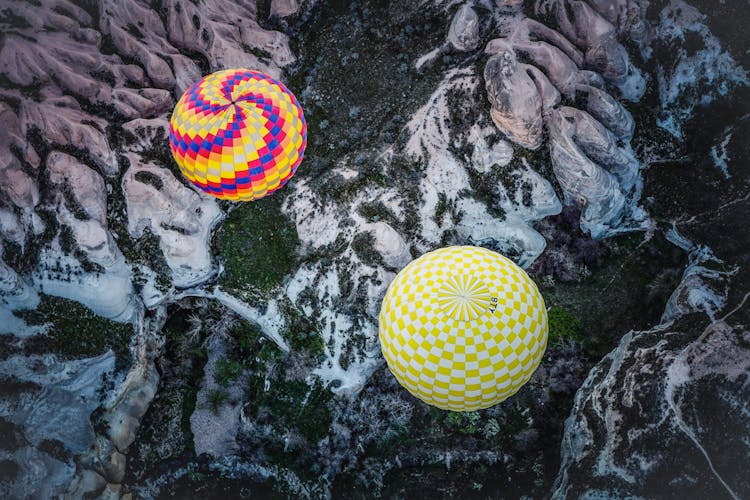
547 306 583 343
206 389 229 415
214 195 299 294
214 358 242 387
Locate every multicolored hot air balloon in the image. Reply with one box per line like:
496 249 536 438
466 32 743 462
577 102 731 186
378 246 548 411
169 68 306 201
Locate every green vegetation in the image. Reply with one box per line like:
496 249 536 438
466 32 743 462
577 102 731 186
445 411 481 434
232 321 282 367
214 358 242 387
537 232 686 357
228 321 332 462
15 294 132 365
129 227 173 293
351 231 386 269
547 306 584 344
214 195 299 295
206 389 229 415
247 376 332 443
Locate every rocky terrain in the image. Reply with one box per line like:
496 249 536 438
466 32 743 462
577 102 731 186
0 0 747 498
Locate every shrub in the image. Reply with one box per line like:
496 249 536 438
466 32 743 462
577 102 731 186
206 389 229 415
213 358 242 387
547 306 583 343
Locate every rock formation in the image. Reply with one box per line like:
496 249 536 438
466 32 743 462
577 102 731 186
0 0 294 494
483 9 644 237
0 0 746 497
553 277 748 499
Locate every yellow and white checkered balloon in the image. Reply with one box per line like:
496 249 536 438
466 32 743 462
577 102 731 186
378 246 548 411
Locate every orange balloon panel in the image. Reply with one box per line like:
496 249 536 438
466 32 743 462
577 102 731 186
169 69 307 201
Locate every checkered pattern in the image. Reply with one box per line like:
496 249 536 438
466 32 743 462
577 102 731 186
379 246 548 411
169 68 307 201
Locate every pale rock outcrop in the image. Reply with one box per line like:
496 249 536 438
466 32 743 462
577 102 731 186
0 351 116 498
448 4 480 52
46 152 108 223
42 152 135 318
484 51 550 149
1 1 117 101
552 287 749 500
547 106 640 237
507 159 564 221
0 259 40 322
160 0 295 78
405 66 560 265
120 119 222 289
455 198 548 268
468 125 514 173
21 97 117 175
535 0 647 101
123 157 222 288
33 249 136 322
271 0 302 18
367 221 412 269
0 102 40 212
99 0 180 90
661 232 734 324
484 7 644 238
280 178 388 394
69 309 165 498
0 208 25 247
585 0 648 41
0 167 38 214
112 87 173 119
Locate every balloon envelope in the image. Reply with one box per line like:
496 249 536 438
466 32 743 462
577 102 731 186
169 68 306 201
378 246 548 411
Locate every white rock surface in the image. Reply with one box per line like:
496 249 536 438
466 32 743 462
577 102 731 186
367 222 412 269
191 333 246 457
0 351 115 498
33 250 136 323
271 0 301 18
448 4 480 51
122 122 223 289
484 9 645 238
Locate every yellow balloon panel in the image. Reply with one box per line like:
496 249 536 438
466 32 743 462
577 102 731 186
378 246 548 411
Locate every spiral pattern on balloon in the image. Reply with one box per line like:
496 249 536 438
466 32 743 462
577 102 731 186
169 68 306 201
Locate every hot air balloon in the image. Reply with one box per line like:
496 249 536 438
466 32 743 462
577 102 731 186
378 246 548 411
169 68 306 201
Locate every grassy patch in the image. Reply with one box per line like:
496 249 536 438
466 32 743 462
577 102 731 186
247 375 332 444
536 232 686 357
213 195 299 295
206 389 229 415
15 294 133 366
214 358 242 387
547 306 583 344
